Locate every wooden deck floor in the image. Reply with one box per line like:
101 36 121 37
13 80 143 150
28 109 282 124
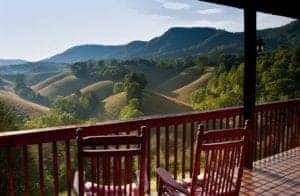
240 147 300 196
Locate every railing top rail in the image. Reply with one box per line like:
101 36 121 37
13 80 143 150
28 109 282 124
0 98 299 147
255 98 299 111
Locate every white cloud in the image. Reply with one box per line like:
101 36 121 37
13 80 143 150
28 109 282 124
197 8 222 15
154 0 191 10
257 13 294 30
163 2 190 10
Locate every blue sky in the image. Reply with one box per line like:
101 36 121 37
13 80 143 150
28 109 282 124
0 0 294 61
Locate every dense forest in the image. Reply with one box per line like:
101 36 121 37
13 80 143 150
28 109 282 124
190 47 300 110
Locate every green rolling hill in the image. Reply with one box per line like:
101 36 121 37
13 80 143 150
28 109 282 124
37 75 91 99
174 72 213 103
0 90 49 118
80 80 114 100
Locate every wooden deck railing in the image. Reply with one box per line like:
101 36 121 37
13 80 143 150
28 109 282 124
0 99 299 195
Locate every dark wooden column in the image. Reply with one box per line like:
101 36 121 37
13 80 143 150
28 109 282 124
243 3 257 169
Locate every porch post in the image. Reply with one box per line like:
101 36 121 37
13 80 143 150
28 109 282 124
243 3 257 169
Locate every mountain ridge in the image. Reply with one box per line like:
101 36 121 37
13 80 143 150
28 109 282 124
0 59 28 67
44 21 300 63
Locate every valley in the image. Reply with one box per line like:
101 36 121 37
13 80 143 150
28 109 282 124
0 21 299 129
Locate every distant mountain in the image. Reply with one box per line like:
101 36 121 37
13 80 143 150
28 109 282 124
1 21 299 75
44 45 125 64
0 61 68 75
45 21 300 63
0 59 28 67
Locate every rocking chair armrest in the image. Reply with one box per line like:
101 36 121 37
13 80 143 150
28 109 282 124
157 167 189 195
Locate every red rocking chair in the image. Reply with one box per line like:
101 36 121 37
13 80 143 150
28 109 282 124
75 126 149 196
157 121 249 196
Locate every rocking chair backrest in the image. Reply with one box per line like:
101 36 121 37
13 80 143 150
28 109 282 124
76 126 149 196
191 121 249 196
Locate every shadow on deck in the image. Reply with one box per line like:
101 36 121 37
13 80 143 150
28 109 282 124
241 147 300 195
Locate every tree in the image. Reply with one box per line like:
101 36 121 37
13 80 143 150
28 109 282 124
217 54 243 71
120 99 143 120
0 100 21 131
52 97 79 118
113 82 124 94
101 66 128 81
257 47 299 102
196 54 210 67
124 73 147 99
52 93 98 120
25 109 77 129
71 61 94 78
0 101 28 195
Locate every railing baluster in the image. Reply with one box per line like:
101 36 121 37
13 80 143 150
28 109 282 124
254 112 258 160
165 126 169 171
91 156 96 196
267 111 271 157
174 124 178 180
284 108 288 151
291 106 297 148
97 157 100 196
182 123 186 179
38 144 45 196
108 157 112 195
295 105 300 147
233 115 237 128
258 111 263 160
23 146 29 196
270 110 274 156
114 156 121 195
220 118 223 129
274 109 279 154
112 157 116 195
288 107 293 148
280 109 285 152
6 146 14 196
102 158 105 196
125 156 133 196
288 107 293 150
239 114 243 127
212 119 216 129
262 111 267 158
65 141 72 196
190 122 195 178
147 128 151 194
52 142 59 196
276 109 281 153
156 126 160 189
270 110 275 156
283 108 288 151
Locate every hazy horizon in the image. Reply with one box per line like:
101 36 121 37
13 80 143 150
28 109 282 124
0 0 294 61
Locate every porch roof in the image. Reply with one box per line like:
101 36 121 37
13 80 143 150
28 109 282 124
199 0 300 19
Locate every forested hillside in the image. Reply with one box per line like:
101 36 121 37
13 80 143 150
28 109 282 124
190 47 300 110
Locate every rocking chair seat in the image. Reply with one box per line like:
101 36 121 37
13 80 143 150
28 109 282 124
73 170 148 196
158 167 239 196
